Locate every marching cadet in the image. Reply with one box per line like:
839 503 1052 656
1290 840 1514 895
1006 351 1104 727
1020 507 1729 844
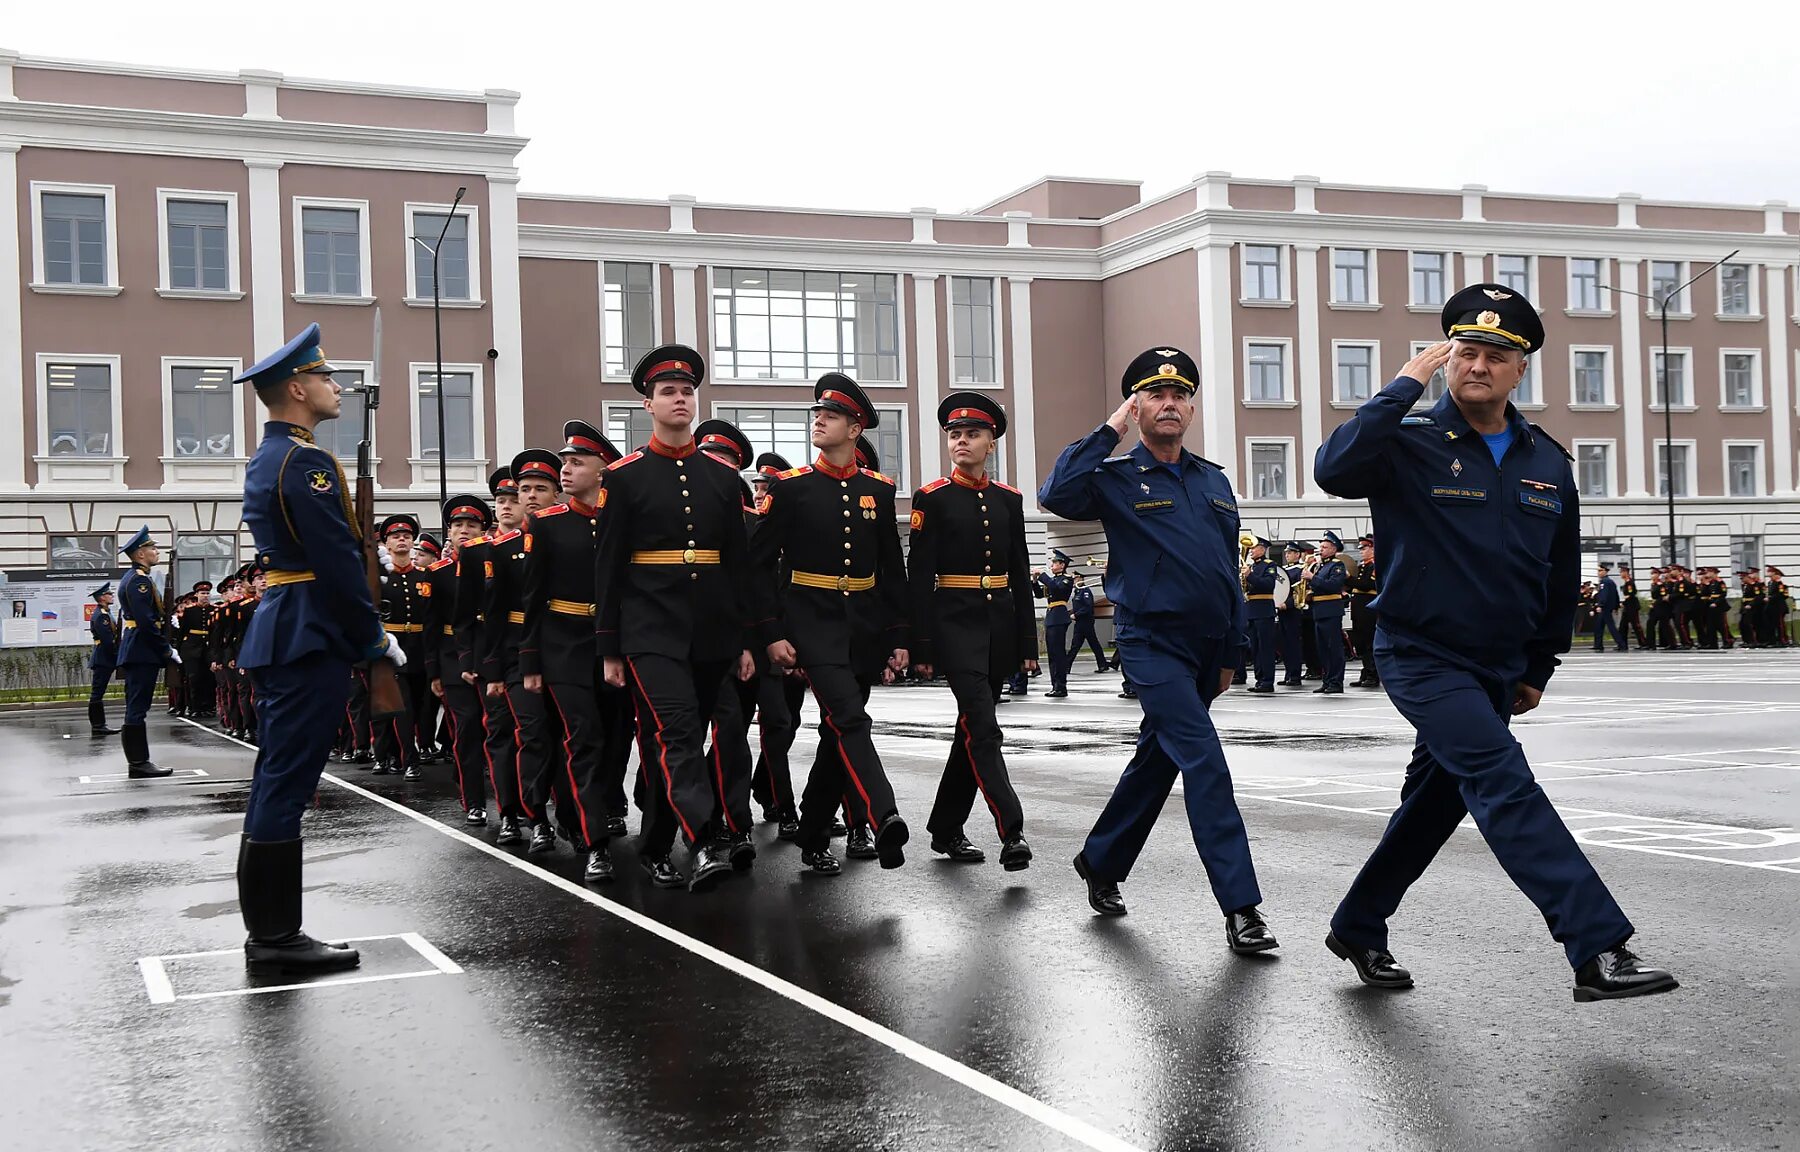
750 371 912 874
456 468 526 843
1033 550 1077 698
1069 572 1111 672
1618 564 1646 648
208 574 238 733
1765 566 1791 646
88 582 120 737
1041 346 1278 955
1306 531 1349 694
1646 568 1674 649
1593 562 1625 652
1675 565 1700 649
373 515 431 776
426 494 494 825
597 347 756 892
177 582 216 717
1706 568 1735 649
413 534 447 763
909 391 1038 869
748 450 807 837
233 321 406 974
114 525 178 778
1277 542 1306 686
1349 534 1382 686
1737 569 1763 647
1693 567 1720 649
1314 283 1674 1000
522 421 625 884
1242 537 1280 694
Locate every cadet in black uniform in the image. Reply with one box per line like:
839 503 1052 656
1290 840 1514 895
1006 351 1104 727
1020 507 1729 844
1618 564 1645 648
426 494 493 825
456 468 525 842
747 451 807 836
1348 534 1381 687
1763 566 1791 646
598 347 755 892
750 373 912 873
374 515 430 776
177 581 216 717
910 392 1038 869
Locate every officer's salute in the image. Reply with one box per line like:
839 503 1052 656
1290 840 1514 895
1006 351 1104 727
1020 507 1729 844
1314 284 1675 1000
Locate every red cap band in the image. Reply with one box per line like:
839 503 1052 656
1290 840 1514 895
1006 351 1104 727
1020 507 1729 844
821 389 865 420
645 359 695 383
519 460 557 478
566 435 606 455
450 504 483 520
495 478 518 491
947 407 995 427
699 433 740 461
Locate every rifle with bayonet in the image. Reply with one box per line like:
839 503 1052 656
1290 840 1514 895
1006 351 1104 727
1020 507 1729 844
359 308 406 721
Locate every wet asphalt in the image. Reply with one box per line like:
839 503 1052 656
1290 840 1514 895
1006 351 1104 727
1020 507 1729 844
1 648 1795 1152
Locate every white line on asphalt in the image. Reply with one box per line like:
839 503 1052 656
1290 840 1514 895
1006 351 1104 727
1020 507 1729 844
177 717 1147 1152
137 957 175 1005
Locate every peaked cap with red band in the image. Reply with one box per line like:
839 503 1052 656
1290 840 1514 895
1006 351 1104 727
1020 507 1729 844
631 343 706 395
444 493 494 527
510 448 563 486
559 419 623 464
937 390 1007 438
853 435 879 473
488 465 517 497
753 450 792 478
812 372 879 429
693 418 754 469
378 513 421 540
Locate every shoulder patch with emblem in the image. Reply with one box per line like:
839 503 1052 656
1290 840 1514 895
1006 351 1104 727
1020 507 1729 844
1400 416 1436 426
596 488 608 509
607 451 644 471
755 493 772 515
918 477 952 496
307 469 335 494
861 468 895 486
909 508 924 530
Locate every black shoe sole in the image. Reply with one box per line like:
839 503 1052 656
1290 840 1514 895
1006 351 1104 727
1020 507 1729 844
246 953 361 976
1072 853 1126 916
1326 932 1413 988
583 868 615 885
1000 854 1032 872
495 832 523 846
729 844 757 871
1227 932 1280 955
1573 974 1679 1002
875 818 909 869
527 839 556 856
930 842 986 864
688 862 731 892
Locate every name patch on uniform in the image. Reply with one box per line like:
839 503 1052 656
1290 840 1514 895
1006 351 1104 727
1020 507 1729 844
1209 497 1237 514
308 470 334 494
1134 499 1175 514
1519 492 1562 515
1430 485 1488 502
909 509 924 530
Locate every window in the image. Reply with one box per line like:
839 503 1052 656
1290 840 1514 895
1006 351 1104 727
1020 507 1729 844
950 276 998 383
410 211 471 301
1652 351 1689 408
711 404 908 488
1722 352 1759 408
1654 442 1692 498
1568 258 1604 311
170 365 235 457
1242 245 1283 302
164 198 230 291
602 262 656 378
1410 252 1447 306
1575 443 1612 497
711 269 899 382
1718 263 1753 315
1334 343 1375 403
48 534 116 572
1245 342 1288 402
417 371 476 460
604 406 656 453
173 534 238 590
1659 536 1692 569
1730 535 1761 575
1409 341 1448 407
35 186 116 288
1248 442 1289 500
44 361 114 456
1570 349 1608 406
1649 260 1686 313
314 368 368 462
1514 360 1538 406
1495 254 1532 297
296 200 367 298
1331 249 1370 304
1725 444 1762 497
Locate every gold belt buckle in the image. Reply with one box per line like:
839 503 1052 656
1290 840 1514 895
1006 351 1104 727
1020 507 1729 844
980 575 996 590
682 547 696 564
836 575 851 593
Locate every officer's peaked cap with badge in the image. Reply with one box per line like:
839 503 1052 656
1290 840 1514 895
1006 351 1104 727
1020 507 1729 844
119 524 156 556
191 580 214 593
560 420 622 464
91 581 113 600
937 390 1008 438
813 372 879 429
1321 530 1343 550
488 466 517 497
631 344 705 395
510 449 563 486
444 493 493 527
1121 346 1199 399
378 513 421 540
753 451 792 477
235 322 335 389
1050 548 1071 565
1441 283 1545 354
853 435 879 473
694 419 754 468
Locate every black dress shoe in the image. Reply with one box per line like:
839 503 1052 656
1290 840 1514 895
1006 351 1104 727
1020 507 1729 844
1312 684 1329 694
607 816 629 840
729 830 756 870
527 823 556 855
639 854 686 888
583 849 614 884
931 835 986 863
1073 852 1126 916
495 816 523 845
1279 678 1302 687
844 827 878 859
245 931 361 975
874 813 909 869
1245 685 1274 695
800 847 842 875
91 727 119 737
828 819 848 837
1225 906 1279 954
999 834 1032 872
128 762 174 779
1326 931 1412 988
464 808 487 827
1117 687 1138 700
402 764 421 780
372 760 394 776
688 841 733 892
1322 685 1345 695
1045 689 1069 698
777 817 800 841
348 749 374 765
1573 945 1678 1002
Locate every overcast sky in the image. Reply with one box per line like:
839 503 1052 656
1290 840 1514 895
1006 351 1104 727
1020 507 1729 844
11 0 1799 215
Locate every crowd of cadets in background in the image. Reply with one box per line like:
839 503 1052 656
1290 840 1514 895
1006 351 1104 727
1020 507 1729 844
1576 564 1793 651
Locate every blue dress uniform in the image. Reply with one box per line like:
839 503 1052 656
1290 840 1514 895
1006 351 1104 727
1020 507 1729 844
87 583 119 735
1316 284 1673 999
1242 545 1279 691
114 526 176 776
1277 547 1305 685
1040 347 1269 939
1069 579 1109 671
1308 532 1349 692
1033 556 1076 696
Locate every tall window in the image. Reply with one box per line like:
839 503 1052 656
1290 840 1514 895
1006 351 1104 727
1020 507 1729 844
711 269 899 381
418 372 475 460
1569 258 1604 310
301 206 363 296
1655 442 1690 498
1246 343 1287 402
166 199 229 291
1514 360 1537 406
1248 442 1289 500
1576 444 1611 497
170 365 235 457
45 362 113 456
950 276 997 383
1332 249 1370 303
174 534 237 590
1573 350 1608 405
1649 260 1685 312
42 192 108 286
1243 245 1282 301
603 262 655 378
411 212 470 300
1659 536 1693 568
1410 252 1446 306
604 407 656 453
712 405 907 487
315 369 366 462
1495 254 1532 297
1335 343 1373 402
1410 341 1448 407
1653 351 1688 407
48 534 115 572
1723 353 1757 407
1730 535 1761 575
1719 263 1752 315
1726 444 1761 497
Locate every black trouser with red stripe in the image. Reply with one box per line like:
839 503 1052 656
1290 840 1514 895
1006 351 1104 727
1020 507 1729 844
927 669 1023 845
506 678 562 830
596 685 635 826
440 678 487 813
705 668 758 835
540 679 609 849
751 669 805 820
626 654 734 852
483 685 525 820
796 664 899 853
375 671 424 767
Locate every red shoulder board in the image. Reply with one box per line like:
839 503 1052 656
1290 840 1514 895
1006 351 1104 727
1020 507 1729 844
491 528 522 544
861 468 895 486
918 477 952 495
428 557 455 572
535 503 570 518
778 465 812 480
465 535 488 548
608 451 644 471
992 480 1022 495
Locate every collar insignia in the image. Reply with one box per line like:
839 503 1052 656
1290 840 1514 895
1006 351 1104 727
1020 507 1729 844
1140 482 1152 494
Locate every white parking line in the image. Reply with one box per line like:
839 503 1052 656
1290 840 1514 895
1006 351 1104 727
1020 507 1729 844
138 932 461 1005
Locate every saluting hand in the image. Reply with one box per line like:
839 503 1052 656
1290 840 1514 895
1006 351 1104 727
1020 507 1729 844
1107 395 1139 438
1401 341 1453 385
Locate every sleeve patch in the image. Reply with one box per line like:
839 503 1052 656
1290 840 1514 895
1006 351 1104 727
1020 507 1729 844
484 560 495 578
909 508 924 530
307 469 335 494
596 488 608 509
522 533 533 553
756 493 773 514
418 581 433 597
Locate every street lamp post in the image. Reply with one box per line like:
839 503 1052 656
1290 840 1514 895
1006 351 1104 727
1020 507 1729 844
411 185 468 539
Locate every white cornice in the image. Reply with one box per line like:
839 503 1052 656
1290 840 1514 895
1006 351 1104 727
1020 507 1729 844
7 50 494 104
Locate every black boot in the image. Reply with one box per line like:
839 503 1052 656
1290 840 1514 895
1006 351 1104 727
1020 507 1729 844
238 838 360 974
123 724 172 778
89 699 118 736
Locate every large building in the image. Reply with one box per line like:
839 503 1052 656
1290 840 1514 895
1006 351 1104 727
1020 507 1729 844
3 49 1797 595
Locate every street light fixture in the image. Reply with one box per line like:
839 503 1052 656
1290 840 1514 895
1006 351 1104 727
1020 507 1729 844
410 185 468 538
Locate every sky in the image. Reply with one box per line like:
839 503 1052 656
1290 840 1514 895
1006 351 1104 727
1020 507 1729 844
9 0 1799 215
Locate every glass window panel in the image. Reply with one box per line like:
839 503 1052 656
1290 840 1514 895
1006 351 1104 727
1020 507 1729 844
1244 245 1281 301
1570 258 1603 310
413 212 470 300
1655 444 1690 498
44 362 112 456
1574 351 1607 405
711 268 900 381
1410 252 1445 306
1336 345 1372 402
170 366 235 456
1724 354 1756 406
1247 344 1286 401
1659 536 1693 568
1650 261 1683 310
1719 264 1752 314
1249 443 1288 500
1332 249 1368 303
950 276 996 383
49 533 116 572
604 407 656 453
418 372 475 460
301 206 362 297
1727 445 1759 497
1496 254 1531 295
602 261 656 377
1515 361 1536 406
166 199 229 291
1730 535 1761 574
1576 444 1610 497
1653 352 1687 407
42 193 108 284
173 533 238 590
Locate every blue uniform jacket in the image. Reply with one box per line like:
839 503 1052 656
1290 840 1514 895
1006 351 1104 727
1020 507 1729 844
1596 578 1621 613
238 421 384 670
114 566 169 666
1040 425 1244 642
1309 557 1348 619
1071 585 1096 618
1034 572 1075 622
1314 375 1578 691
89 605 118 671
1243 559 1278 621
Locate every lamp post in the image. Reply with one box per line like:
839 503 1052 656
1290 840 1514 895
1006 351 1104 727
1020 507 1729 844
1603 249 1737 569
410 185 468 538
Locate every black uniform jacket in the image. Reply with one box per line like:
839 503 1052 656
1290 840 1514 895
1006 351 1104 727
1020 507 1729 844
906 472 1036 676
452 534 492 682
478 528 526 685
520 499 599 687
420 555 459 682
379 563 430 664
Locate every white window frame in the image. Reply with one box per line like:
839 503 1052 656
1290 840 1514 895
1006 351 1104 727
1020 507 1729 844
705 399 912 489
1715 262 1760 320
707 266 908 388
309 361 378 469
1243 437 1296 502
292 196 374 305
1512 357 1546 410
402 201 484 307
1650 346 1695 411
598 260 664 383
155 188 242 299
1239 243 1290 306
1406 250 1450 310
1327 247 1379 309
1654 438 1698 499
1646 259 1692 318
1718 348 1763 410
1241 337 1294 406
1329 339 1381 407
1491 253 1537 302
1564 255 1612 316
407 361 488 490
1571 439 1617 499
29 181 121 296
34 352 126 488
1721 440 1764 498
1567 345 1617 409
160 356 248 489
947 275 1004 388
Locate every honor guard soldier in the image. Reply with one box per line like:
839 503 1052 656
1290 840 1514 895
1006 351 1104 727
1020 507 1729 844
1306 531 1349 693
747 450 807 836
909 391 1038 869
114 526 178 777
1315 284 1675 1000
234 322 407 974
1349 534 1382 686
522 422 625 883
750 371 912 873
598 348 756 891
1277 542 1306 686
1041 346 1277 954
374 514 431 777
457 468 526 842
88 582 120 736
1033 550 1077 697
426 494 494 824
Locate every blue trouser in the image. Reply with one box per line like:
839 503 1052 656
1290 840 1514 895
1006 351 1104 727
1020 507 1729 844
1045 611 1070 692
1277 612 1303 681
1081 619 1261 914
244 655 352 842
1592 609 1625 651
1313 610 1346 688
88 666 113 728
1247 617 1276 687
121 664 160 726
1331 629 1633 969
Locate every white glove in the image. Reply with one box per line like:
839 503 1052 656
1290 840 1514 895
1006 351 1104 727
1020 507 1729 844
384 633 408 669
168 649 182 666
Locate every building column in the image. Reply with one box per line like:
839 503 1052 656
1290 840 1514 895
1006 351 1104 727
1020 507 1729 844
912 273 941 481
1768 264 1794 495
1195 240 1237 478
487 173 526 463
671 263 698 346
1295 242 1323 499
245 159 285 361
0 142 23 491
1008 276 1039 501
1618 259 1649 496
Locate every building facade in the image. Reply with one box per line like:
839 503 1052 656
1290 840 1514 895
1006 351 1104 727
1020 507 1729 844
3 49 1797 595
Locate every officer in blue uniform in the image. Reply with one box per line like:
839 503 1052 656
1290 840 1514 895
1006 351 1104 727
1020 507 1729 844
1068 572 1111 671
114 526 177 777
1033 550 1076 697
88 582 120 736
1041 346 1277 954
1315 285 1676 1001
233 322 407 974
1242 537 1279 693
1306 531 1349 693
1276 542 1306 686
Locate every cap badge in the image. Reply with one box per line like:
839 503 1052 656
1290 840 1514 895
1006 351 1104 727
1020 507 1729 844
1450 458 1463 477
1158 363 1178 378
1154 349 1178 357
1482 288 1512 300
1477 310 1501 327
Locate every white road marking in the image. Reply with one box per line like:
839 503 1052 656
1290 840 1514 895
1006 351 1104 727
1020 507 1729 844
139 932 461 1004
78 768 209 784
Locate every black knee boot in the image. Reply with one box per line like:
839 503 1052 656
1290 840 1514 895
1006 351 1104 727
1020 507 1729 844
238 837 360 974
123 724 171 778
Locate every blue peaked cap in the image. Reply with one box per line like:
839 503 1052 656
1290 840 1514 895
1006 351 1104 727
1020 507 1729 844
235 322 332 388
119 524 154 556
